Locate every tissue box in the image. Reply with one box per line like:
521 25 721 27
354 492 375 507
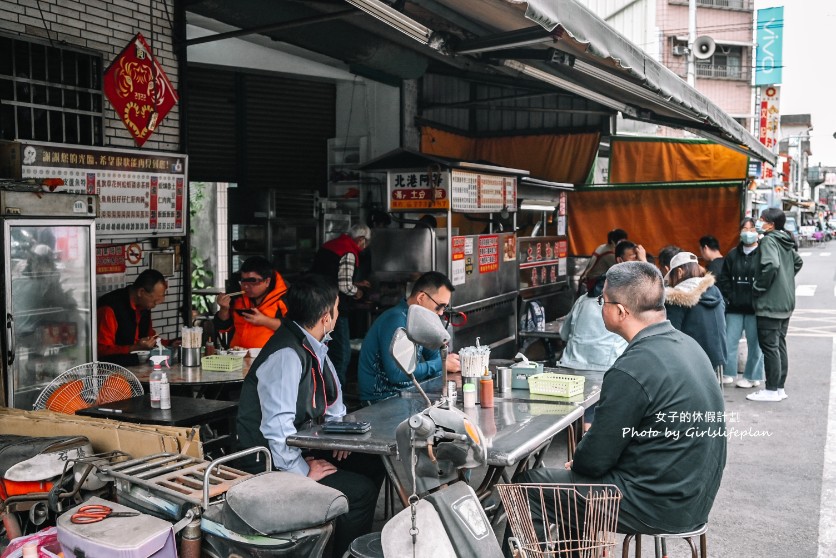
511 361 544 389
57 497 177 558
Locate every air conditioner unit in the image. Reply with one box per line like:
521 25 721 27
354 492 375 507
672 45 689 56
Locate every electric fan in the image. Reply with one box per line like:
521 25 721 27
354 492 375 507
32 362 144 414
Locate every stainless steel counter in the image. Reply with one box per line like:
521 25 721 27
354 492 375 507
287 391 583 508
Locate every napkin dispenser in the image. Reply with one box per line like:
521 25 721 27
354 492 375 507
511 353 544 390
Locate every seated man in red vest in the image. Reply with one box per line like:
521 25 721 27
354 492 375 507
213 256 288 350
97 269 168 365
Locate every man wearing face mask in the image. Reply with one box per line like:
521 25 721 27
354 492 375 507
236 274 385 557
746 208 803 402
716 218 765 388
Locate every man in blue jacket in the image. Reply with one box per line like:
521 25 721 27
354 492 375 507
747 208 804 402
358 271 461 403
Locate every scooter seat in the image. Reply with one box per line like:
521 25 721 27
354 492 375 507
0 435 92 482
221 472 348 535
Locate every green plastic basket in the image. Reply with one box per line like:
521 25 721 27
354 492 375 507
527 372 585 397
201 355 244 372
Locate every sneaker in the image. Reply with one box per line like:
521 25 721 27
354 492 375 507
746 389 782 402
736 379 761 389
722 376 735 385
778 388 788 400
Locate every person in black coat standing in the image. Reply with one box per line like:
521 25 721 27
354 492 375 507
716 218 764 388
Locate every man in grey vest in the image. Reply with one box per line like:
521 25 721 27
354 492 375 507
236 274 383 557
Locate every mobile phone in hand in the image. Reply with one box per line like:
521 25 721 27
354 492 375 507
235 308 255 316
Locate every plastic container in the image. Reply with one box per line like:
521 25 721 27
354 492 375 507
462 383 477 408
58 497 177 558
480 376 494 408
201 355 245 372
159 372 171 410
527 373 585 397
149 368 161 409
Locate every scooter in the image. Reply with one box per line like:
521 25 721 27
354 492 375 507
98 446 348 558
378 304 504 557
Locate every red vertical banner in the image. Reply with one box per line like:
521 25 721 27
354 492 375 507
175 177 184 229
149 176 158 230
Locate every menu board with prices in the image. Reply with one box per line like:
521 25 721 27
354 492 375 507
518 236 567 291
16 141 187 238
450 170 517 213
387 169 450 211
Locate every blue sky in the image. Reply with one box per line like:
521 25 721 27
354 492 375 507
755 1 836 166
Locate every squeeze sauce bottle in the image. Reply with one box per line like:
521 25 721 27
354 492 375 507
480 370 494 408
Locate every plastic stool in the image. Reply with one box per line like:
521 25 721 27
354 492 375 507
622 523 708 558
343 532 383 558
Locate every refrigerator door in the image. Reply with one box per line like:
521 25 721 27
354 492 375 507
4 220 96 409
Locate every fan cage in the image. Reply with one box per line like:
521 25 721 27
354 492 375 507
33 362 144 413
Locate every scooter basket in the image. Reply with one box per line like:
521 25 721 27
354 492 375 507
498 483 621 558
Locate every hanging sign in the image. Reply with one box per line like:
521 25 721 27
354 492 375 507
387 169 450 211
96 246 126 274
18 141 187 237
450 170 517 213
758 85 780 179
103 33 179 147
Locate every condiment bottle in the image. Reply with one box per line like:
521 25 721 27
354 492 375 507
462 383 477 408
480 373 494 408
205 337 216 356
149 355 169 409
159 371 171 410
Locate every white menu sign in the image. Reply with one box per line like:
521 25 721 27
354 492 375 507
17 141 187 237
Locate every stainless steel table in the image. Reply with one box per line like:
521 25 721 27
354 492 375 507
287 395 583 508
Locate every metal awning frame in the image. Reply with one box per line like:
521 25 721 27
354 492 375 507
342 0 775 164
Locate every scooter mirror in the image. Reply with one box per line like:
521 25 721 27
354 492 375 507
406 304 450 348
390 328 418 377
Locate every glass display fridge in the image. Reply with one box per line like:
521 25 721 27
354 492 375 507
1 190 97 409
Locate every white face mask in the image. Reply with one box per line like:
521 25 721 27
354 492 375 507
323 314 334 343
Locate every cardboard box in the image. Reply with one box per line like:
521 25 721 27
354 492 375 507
0 407 203 459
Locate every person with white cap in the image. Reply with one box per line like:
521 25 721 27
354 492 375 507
663 250 727 371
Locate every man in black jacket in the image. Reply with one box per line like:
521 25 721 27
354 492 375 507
507 262 726 545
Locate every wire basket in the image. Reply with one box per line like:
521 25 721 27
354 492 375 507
498 483 622 558
201 355 244 372
528 373 585 398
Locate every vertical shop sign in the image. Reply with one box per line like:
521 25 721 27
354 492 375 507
478 235 499 273
758 85 780 179
103 33 179 147
451 236 466 286
755 7 784 86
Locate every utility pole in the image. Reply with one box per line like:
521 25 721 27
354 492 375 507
687 0 696 86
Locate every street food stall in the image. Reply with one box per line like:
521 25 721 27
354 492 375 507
363 150 524 358
515 178 574 360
